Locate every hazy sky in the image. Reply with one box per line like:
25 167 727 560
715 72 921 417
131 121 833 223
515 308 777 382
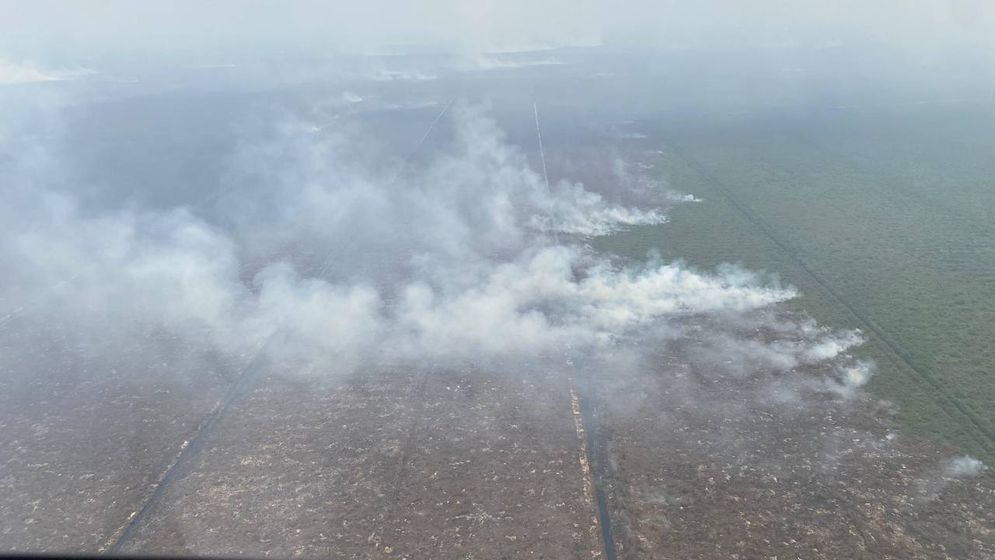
2 0 993 63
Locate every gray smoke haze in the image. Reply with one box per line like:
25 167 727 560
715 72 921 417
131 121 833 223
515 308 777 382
2 0 994 64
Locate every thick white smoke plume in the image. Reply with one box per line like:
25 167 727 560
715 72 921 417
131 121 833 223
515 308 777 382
0 95 869 405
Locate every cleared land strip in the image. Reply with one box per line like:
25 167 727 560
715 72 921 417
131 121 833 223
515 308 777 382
666 143 995 463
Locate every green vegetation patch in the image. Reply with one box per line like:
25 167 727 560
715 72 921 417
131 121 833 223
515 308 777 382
596 105 995 464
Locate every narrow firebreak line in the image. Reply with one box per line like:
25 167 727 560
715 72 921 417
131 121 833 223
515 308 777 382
102 95 459 553
667 143 995 458
533 102 560 245
575 385 619 560
534 100 615 559
570 384 619 560
360 99 458 507
534 102 551 192
317 97 456 280
417 97 456 150
101 340 272 553
382 98 453 505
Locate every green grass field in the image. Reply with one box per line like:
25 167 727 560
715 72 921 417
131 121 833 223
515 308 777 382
596 103 995 464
